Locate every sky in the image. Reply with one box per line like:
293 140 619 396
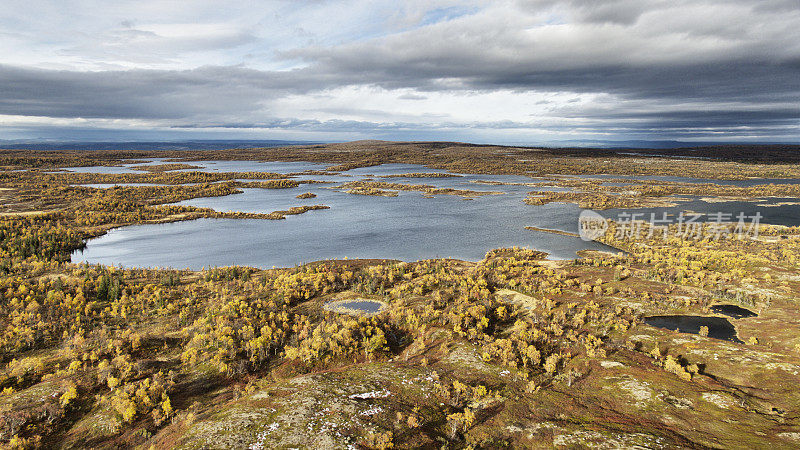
1 0 799 145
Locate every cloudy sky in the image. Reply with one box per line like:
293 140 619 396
1 0 799 144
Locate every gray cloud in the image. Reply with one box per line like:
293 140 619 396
0 64 319 119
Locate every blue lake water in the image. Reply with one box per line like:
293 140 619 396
77 183 171 189
59 159 325 175
57 165 141 174
70 161 800 270
171 160 329 173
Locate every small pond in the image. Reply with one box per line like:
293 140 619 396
644 315 742 343
710 304 757 319
324 299 386 316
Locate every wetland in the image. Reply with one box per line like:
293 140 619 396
1 142 800 449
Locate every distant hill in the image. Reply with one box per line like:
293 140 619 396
0 139 322 151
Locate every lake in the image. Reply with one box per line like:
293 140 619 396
70 161 800 270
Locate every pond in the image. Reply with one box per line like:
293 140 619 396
644 315 742 342
323 299 386 316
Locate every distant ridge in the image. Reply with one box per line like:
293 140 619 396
0 139 322 151
3 138 798 152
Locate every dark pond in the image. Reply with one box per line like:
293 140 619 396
644 315 742 342
711 304 757 319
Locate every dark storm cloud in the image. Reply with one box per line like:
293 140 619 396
0 64 327 119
